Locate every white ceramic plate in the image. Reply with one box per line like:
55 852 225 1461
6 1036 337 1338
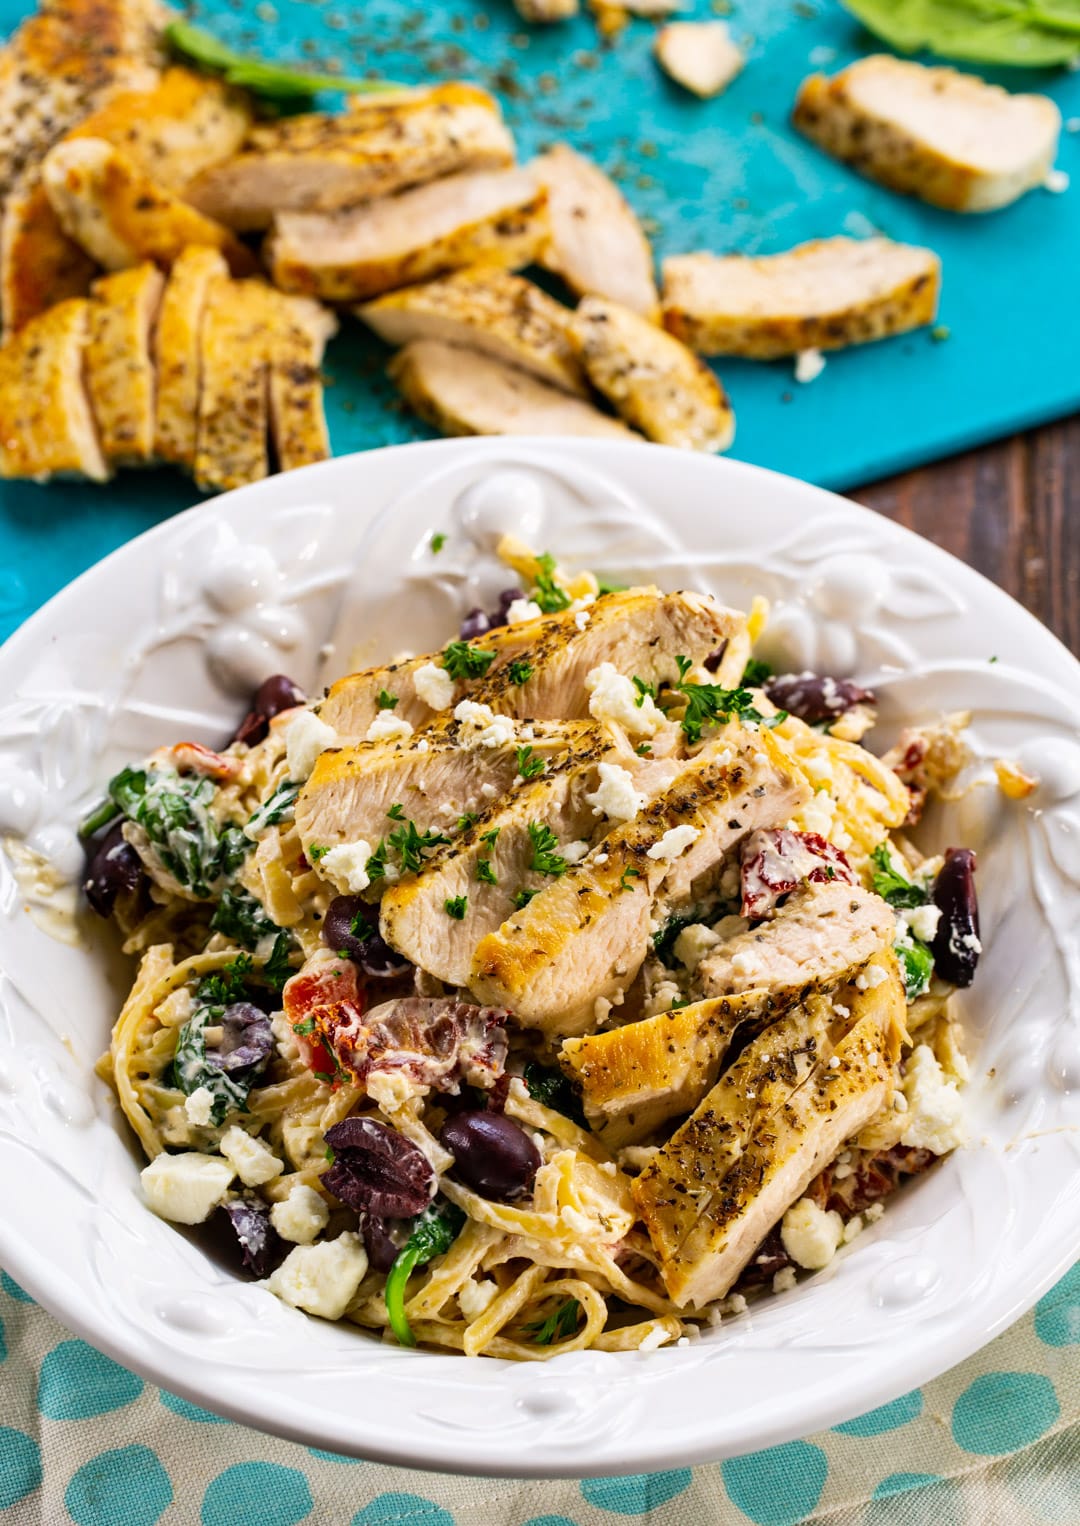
1 438 1079 1479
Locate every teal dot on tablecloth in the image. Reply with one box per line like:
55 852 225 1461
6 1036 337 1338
160 1390 231 1424
952 1371 1060 1455
833 1388 923 1436
1 1273 33 1304
38 1340 143 1420
307 1446 363 1463
351 1495 454 1526
201 1463 312 1526
65 1445 172 1526
866 1474 962 1526
0 1313 6 1364
0 1426 42 1509
722 1441 828 1526
872 1473 942 1499
1034 1262 1080 1347
522 1517 580 1526
581 1469 692 1515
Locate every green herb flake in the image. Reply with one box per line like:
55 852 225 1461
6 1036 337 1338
632 675 657 708
635 743 653 757
516 744 546 781
388 816 450 875
870 843 929 910
512 888 537 910
531 552 572 614
308 843 331 862
457 811 479 833
294 1017 316 1037
387 802 406 820
377 689 399 711
430 531 447 553
524 1297 581 1345
476 858 497 885
742 658 773 687
618 865 642 893
441 640 497 682
508 658 533 687
528 821 567 877
445 895 468 920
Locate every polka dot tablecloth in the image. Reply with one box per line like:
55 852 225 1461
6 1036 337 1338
1 1265 1079 1525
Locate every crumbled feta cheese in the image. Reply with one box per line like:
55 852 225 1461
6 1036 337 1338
893 1092 909 1113
842 1214 865 1245
673 922 722 971
480 782 498 799
415 738 429 753
828 1055 841 1070
414 660 455 710
183 1086 214 1128
781 1197 844 1271
798 790 836 839
266 1232 369 1320
804 755 834 787
646 824 701 862
677 1336 690 1348
730 949 759 978
644 978 682 1016
795 348 826 384
595 853 609 865
220 1126 284 1187
585 662 664 736
574 609 591 631
284 710 338 781
318 839 373 894
586 762 647 824
772 1266 797 1294
507 597 542 625
141 1152 234 1225
454 699 516 749
864 1202 884 1222
270 1184 330 1245
721 1292 748 1316
366 712 414 744
904 904 942 943
900 1044 967 1154
638 1325 674 1351
562 840 591 865
594 996 613 1024
457 1277 500 1322
271 1011 299 1061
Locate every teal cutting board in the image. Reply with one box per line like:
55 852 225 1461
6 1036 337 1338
1 0 1078 640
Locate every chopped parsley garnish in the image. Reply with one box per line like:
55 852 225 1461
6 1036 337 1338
528 821 567 877
897 937 934 1001
597 577 628 596
507 658 533 687
376 689 398 711
430 531 447 553
293 1017 316 1036
198 954 253 1007
476 857 497 885
524 1297 580 1345
481 827 501 846
388 817 450 875
635 742 652 757
742 658 773 687
618 866 642 893
444 895 468 920
672 654 772 746
210 886 279 950
870 844 929 909
366 840 389 881
441 640 497 681
512 888 537 910
457 811 479 833
308 843 331 862
263 931 294 991
387 802 406 820
516 744 545 781
632 675 657 708
653 909 699 964
532 552 572 614
675 654 693 682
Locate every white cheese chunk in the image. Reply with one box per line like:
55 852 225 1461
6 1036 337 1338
781 1197 844 1271
506 597 542 625
265 1232 368 1321
905 903 942 943
454 699 516 749
220 1126 284 1187
647 824 701 861
141 1152 235 1225
562 839 591 865
318 838 374 894
900 1044 967 1154
183 1086 214 1128
795 348 827 384
270 1184 331 1245
673 922 721 971
585 662 664 736
457 1277 500 1322
284 710 338 781
413 661 456 710
365 712 414 744
586 761 647 824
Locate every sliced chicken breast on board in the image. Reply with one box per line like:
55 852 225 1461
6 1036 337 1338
153 246 228 468
794 55 1060 213
570 296 735 451
0 298 106 481
662 237 941 359
268 167 549 303
85 262 163 465
469 725 809 1038
42 139 256 275
632 960 904 1305
533 145 659 320
186 83 515 232
319 588 745 739
694 880 894 999
389 340 634 444
358 269 587 397
266 290 338 474
194 279 270 493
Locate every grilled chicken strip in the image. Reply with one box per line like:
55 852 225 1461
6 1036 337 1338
153 246 227 468
633 957 904 1304
268 292 338 475
794 55 1060 213
389 340 633 444
516 0 579 17
694 880 894 999
269 167 549 303
85 262 163 465
0 173 97 334
655 21 744 99
0 298 106 481
570 296 735 452
358 269 587 397
662 237 940 360
319 588 745 740
42 139 257 275
533 145 659 320
469 725 809 1038
186 83 515 232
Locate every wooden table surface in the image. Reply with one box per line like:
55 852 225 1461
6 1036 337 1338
853 416 1080 659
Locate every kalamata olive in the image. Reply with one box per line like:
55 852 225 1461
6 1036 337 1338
704 641 728 674
322 1117 435 1217
84 821 143 917
459 607 492 640
206 1003 274 1078
931 847 980 987
322 895 411 978
221 1197 282 1278
440 1109 540 1201
764 672 875 727
489 587 521 628
230 673 306 747
361 1212 405 1273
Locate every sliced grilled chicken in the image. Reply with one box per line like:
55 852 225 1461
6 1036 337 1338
186 83 515 232
516 0 579 17
570 296 735 452
469 725 809 1038
358 269 587 397
794 55 1060 213
85 262 163 465
661 237 941 359
269 167 548 303
389 340 633 444
194 279 270 493
0 298 106 481
154 246 228 468
320 588 745 740
42 139 257 275
694 880 894 999
0 171 98 333
655 22 744 99
633 959 904 1304
533 145 658 320
267 291 338 474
